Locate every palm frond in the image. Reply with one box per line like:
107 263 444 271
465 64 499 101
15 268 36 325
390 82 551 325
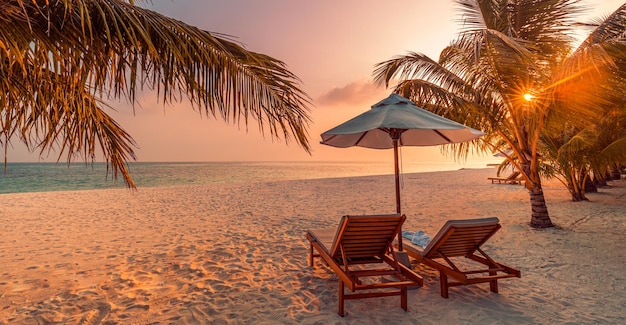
1 52 138 187
1 0 313 187
600 137 626 162
556 127 595 161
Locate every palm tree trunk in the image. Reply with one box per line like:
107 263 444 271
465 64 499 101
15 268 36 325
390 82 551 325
529 187 554 228
594 171 608 187
610 164 621 180
583 176 597 193
569 167 588 201
523 162 555 228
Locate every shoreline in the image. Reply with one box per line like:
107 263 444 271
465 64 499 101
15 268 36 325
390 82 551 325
1 168 624 324
0 161 496 195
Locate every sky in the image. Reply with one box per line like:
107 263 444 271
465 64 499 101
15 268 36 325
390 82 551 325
6 0 625 165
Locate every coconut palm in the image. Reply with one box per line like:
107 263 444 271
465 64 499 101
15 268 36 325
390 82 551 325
541 1 626 201
541 93 626 201
373 0 626 228
541 127 599 201
0 0 312 188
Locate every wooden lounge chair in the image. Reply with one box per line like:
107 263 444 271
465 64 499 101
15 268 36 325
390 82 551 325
306 214 423 316
402 217 520 298
488 171 524 185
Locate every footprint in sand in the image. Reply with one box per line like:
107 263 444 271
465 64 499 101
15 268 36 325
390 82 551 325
78 302 111 325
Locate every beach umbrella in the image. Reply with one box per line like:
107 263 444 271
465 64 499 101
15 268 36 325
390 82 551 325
320 93 485 249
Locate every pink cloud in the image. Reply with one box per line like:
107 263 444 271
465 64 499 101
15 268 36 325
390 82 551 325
316 80 389 107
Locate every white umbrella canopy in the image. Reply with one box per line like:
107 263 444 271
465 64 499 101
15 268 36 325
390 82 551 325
321 93 485 148
320 93 485 250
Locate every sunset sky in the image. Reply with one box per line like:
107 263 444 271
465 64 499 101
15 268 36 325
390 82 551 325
7 0 625 165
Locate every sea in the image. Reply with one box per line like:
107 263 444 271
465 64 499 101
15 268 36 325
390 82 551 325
0 161 489 194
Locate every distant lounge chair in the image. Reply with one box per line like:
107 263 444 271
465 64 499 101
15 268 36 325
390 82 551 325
488 171 524 185
306 214 423 316
402 217 521 298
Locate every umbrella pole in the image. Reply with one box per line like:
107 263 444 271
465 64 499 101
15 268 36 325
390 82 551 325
394 139 401 214
393 137 403 251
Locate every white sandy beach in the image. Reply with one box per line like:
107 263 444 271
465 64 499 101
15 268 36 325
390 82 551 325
1 168 625 324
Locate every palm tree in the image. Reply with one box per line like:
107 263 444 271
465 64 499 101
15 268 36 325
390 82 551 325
0 0 312 188
539 1 626 201
541 91 626 201
373 0 626 228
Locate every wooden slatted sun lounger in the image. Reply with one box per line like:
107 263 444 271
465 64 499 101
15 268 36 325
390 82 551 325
402 217 521 298
488 171 524 185
306 214 423 316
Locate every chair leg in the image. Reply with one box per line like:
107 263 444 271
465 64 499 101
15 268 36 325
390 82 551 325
490 280 499 293
338 279 345 317
440 271 449 298
401 287 408 311
489 270 498 293
309 243 314 266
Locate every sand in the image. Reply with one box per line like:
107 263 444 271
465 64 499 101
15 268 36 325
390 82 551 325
0 168 625 324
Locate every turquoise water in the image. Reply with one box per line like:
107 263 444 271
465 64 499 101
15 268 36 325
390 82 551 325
0 161 485 194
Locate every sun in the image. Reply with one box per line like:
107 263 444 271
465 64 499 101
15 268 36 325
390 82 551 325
523 93 535 101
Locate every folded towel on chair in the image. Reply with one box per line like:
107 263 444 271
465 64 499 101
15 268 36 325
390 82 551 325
401 230 431 248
